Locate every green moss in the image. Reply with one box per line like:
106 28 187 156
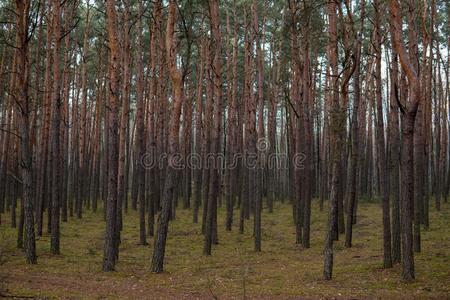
0 201 449 299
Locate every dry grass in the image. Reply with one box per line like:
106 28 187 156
0 199 449 299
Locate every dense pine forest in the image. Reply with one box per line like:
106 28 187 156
0 0 449 298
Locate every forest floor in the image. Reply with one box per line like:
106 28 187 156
0 200 449 299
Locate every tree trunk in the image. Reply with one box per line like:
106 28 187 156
389 49 401 264
103 0 121 272
193 34 204 224
390 0 421 281
36 0 53 236
374 0 392 268
50 0 62 255
15 0 37 265
151 0 184 273
323 0 341 280
253 0 263 252
204 0 222 255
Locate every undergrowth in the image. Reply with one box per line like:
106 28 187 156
0 199 448 299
